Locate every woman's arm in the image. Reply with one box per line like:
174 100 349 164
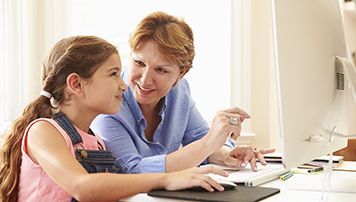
27 121 228 201
208 146 276 171
165 105 259 172
165 107 246 172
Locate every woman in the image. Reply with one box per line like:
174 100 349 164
0 36 228 202
91 12 274 174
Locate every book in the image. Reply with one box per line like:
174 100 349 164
262 153 283 163
262 153 344 167
306 155 344 167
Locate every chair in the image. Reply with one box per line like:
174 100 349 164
334 139 356 161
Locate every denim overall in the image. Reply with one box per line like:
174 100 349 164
52 112 121 201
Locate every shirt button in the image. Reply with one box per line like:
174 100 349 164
80 150 88 158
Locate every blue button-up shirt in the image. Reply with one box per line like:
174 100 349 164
91 78 234 173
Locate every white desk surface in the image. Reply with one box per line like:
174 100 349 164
122 162 356 202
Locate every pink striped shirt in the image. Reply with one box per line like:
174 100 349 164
18 118 105 202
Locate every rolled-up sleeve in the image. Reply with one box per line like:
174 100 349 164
182 101 209 146
182 100 235 165
181 101 209 165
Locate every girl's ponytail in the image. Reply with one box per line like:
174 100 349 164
0 96 53 202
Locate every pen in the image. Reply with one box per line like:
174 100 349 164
279 171 293 181
296 165 323 173
307 167 323 173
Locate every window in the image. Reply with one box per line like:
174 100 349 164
0 0 26 124
62 0 232 121
0 0 253 135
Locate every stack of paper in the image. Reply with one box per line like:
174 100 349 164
332 161 356 172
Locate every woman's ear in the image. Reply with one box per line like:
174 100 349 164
66 73 83 96
179 68 188 79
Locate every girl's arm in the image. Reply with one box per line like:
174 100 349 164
27 121 227 202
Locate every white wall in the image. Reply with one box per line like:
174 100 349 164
250 0 278 150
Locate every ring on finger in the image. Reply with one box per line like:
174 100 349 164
229 116 238 126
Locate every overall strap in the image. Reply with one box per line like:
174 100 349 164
52 112 83 145
52 112 104 150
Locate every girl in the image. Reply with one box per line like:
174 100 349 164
0 36 228 202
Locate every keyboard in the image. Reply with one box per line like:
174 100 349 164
205 163 288 186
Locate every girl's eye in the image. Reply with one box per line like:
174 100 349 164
111 71 119 77
134 59 145 67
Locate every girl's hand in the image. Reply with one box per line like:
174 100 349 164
163 166 229 192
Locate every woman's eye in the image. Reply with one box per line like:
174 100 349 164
134 59 145 66
158 68 169 74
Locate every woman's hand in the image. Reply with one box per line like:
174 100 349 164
204 107 250 151
224 146 276 171
163 166 229 192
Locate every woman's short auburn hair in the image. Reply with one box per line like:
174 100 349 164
129 11 195 74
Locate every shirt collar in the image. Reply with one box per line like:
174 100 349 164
124 87 167 125
124 87 144 125
122 70 168 124
158 96 167 116
122 71 143 125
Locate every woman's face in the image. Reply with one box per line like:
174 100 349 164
128 40 182 107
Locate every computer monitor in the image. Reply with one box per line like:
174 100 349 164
271 0 356 168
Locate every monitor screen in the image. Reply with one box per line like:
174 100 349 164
271 0 352 168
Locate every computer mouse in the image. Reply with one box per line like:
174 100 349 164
188 180 237 192
216 180 237 190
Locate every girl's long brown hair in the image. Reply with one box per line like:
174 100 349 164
0 36 117 201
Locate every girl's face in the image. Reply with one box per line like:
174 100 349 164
82 53 126 115
128 40 183 108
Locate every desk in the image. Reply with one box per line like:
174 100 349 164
260 170 356 202
123 162 356 202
